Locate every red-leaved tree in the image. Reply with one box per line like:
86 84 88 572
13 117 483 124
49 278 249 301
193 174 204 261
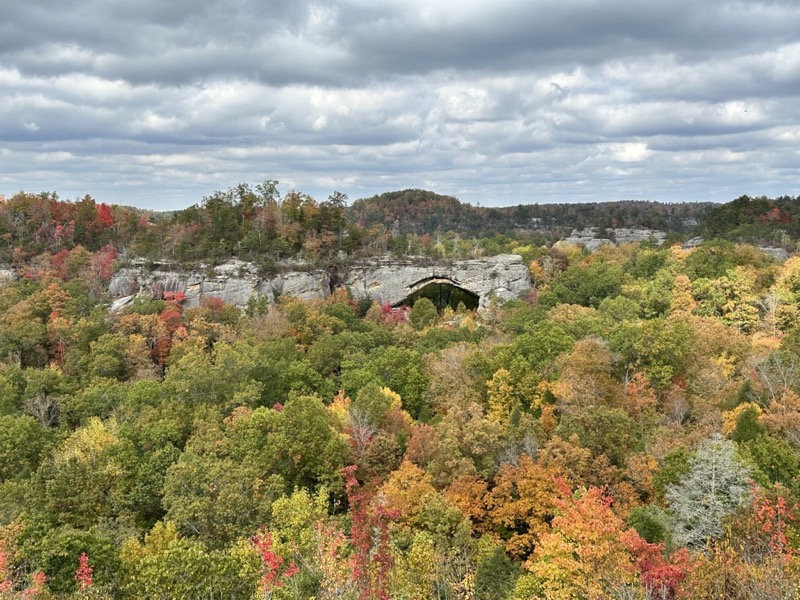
343 465 399 600
0 549 12 593
74 551 93 591
250 530 299 599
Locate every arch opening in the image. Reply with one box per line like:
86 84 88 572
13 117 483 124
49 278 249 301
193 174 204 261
396 280 480 312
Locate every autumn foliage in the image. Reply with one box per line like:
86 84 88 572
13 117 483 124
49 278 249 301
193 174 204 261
0 188 800 597
250 530 300 597
74 552 93 591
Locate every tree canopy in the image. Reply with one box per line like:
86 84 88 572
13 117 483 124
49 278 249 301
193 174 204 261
0 187 798 597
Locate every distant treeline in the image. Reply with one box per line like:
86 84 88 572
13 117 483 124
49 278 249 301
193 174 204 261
349 189 714 237
700 194 800 246
0 187 797 270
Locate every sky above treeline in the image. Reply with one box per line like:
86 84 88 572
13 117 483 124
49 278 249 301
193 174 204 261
1 0 799 210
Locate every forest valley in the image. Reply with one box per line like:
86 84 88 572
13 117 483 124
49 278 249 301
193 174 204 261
0 186 799 598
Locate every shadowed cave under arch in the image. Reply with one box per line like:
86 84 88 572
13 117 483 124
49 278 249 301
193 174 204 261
394 277 480 312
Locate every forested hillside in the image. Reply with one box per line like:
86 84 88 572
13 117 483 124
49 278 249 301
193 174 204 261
349 189 713 238
0 186 798 597
700 194 800 245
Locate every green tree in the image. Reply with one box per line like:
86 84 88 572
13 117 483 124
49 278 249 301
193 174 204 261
474 539 519 600
628 504 672 545
730 403 767 442
609 317 695 391
264 395 349 490
506 320 574 372
548 261 624 308
652 447 691 500
0 414 52 480
27 417 126 528
21 366 71 428
683 240 738 279
555 406 640 468
342 346 430 420
410 297 438 329
20 524 119 594
739 434 800 489
163 449 282 547
120 522 257 600
78 333 133 382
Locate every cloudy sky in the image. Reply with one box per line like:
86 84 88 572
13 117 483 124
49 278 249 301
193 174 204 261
1 0 799 210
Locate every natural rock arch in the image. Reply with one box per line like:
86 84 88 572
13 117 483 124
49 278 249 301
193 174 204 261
395 277 480 311
344 254 531 310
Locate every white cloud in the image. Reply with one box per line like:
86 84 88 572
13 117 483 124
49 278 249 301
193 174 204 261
607 142 651 163
770 42 800 82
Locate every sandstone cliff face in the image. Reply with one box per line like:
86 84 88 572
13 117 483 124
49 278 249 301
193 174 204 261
108 260 331 310
344 254 531 308
562 227 667 251
107 255 531 311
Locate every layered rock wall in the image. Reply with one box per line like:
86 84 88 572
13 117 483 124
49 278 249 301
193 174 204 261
108 260 331 311
107 255 531 310
562 227 667 250
344 254 530 309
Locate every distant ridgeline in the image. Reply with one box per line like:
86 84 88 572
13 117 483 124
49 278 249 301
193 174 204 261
348 189 716 239
699 194 800 246
0 188 797 272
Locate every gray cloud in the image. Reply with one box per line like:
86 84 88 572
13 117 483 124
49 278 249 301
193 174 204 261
1 0 799 209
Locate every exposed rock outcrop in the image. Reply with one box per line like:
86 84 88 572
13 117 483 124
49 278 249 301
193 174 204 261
107 255 531 311
0 267 17 285
758 246 790 261
108 260 331 310
345 254 531 309
562 227 667 250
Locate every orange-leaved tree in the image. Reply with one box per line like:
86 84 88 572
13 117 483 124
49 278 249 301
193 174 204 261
527 480 689 599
